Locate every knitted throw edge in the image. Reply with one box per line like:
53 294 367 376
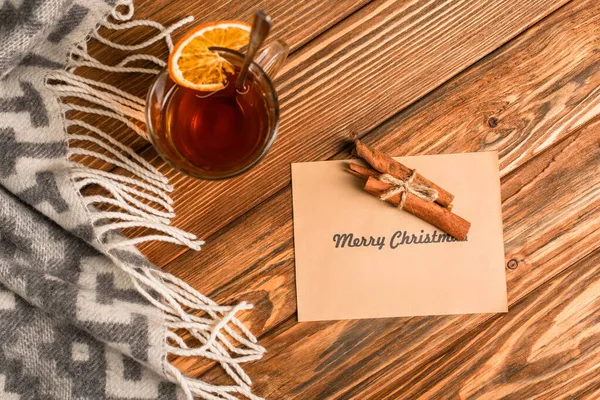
38 0 266 398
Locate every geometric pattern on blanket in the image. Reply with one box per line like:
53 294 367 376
0 186 181 399
0 0 266 398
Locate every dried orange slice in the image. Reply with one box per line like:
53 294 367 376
168 21 250 91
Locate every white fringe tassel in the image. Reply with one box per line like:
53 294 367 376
46 0 266 398
116 255 266 400
44 0 200 250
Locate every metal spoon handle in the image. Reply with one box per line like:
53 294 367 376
235 11 272 90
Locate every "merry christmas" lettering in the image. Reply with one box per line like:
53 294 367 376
333 230 467 250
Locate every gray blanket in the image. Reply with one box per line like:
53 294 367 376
0 186 180 398
0 0 264 399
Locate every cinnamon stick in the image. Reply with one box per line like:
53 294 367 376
354 140 454 207
364 176 470 240
347 163 469 240
348 162 453 210
347 162 379 179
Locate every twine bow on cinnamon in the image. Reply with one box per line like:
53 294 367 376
377 170 439 210
347 140 471 240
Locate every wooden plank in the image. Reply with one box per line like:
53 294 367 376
176 118 600 395
335 121 600 400
119 0 570 266
165 0 598 326
86 0 372 92
71 0 373 169
99 0 372 54
372 249 600 399
355 11 600 179
161 1 600 393
577 383 600 399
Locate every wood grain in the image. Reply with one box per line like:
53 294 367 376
85 0 372 98
157 1 600 395
356 1 600 178
69 0 600 397
71 0 373 170
174 118 600 396
112 0 372 54
378 249 600 399
121 0 570 266
336 117 600 400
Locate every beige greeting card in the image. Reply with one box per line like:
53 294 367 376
291 152 507 322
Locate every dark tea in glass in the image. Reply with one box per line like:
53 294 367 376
163 66 268 173
146 44 288 180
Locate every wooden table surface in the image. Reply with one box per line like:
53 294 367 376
85 0 600 398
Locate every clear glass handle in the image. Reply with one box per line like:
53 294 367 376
255 39 289 80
